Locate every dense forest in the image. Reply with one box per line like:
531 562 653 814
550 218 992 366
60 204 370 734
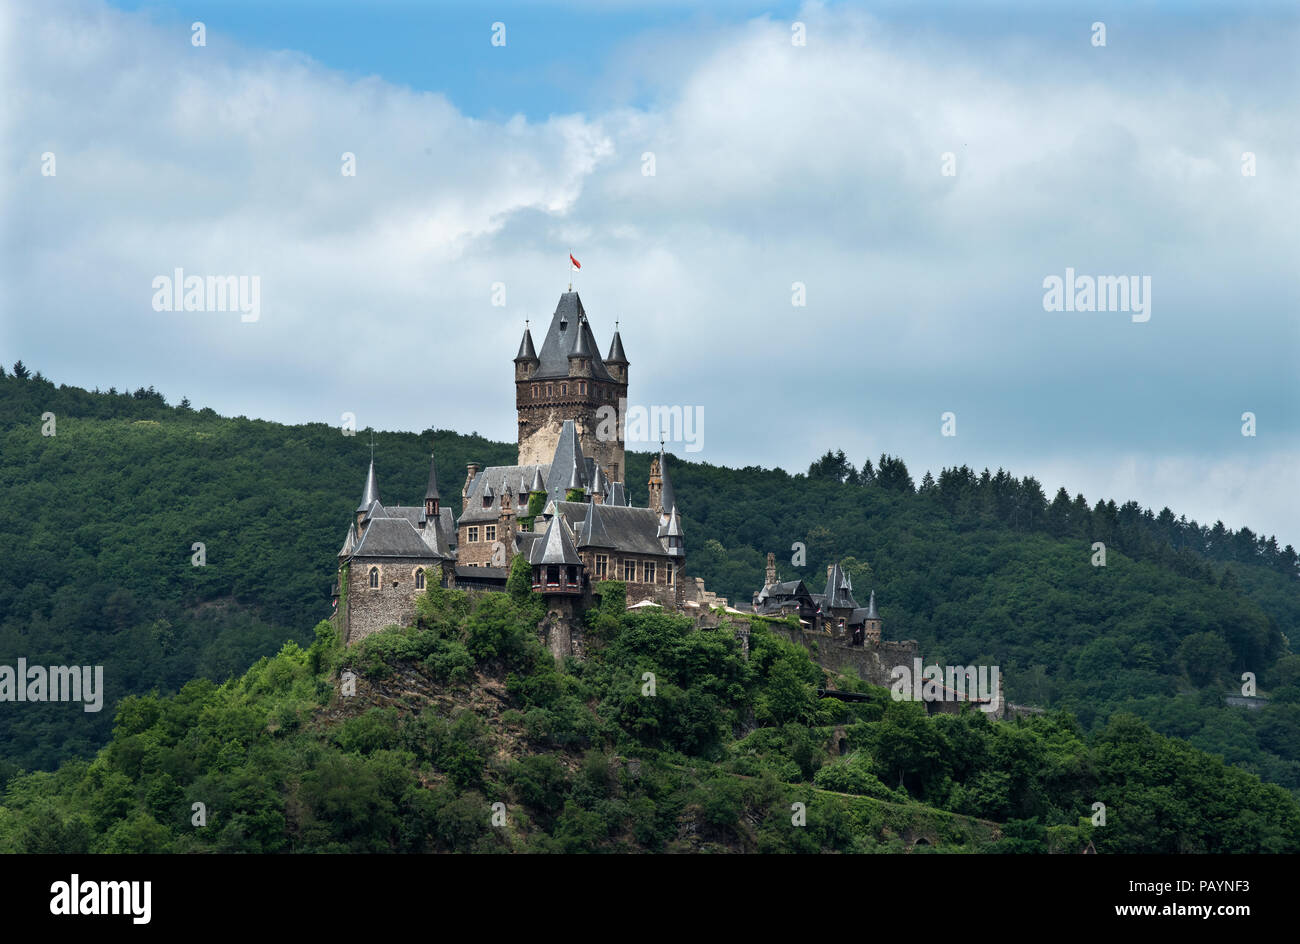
0 366 1297 812
0 567 1295 852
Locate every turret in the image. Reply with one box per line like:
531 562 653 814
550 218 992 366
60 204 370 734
863 590 882 643
605 323 628 384
514 321 538 381
355 459 379 532
567 316 593 379
649 445 675 517
661 504 684 557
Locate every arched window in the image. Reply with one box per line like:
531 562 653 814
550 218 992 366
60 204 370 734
415 568 426 590
368 567 379 588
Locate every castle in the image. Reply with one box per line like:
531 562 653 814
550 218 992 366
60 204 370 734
326 286 978 708
334 289 701 655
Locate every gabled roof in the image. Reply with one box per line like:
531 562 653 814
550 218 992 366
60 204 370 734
544 419 587 501
578 501 613 548
339 521 357 557
459 464 550 523
356 460 380 512
822 563 859 610
375 505 454 557
553 501 670 557
351 516 443 559
530 515 582 565
607 482 628 506
364 499 386 521
532 292 614 382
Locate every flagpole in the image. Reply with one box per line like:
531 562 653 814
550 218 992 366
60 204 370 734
568 247 572 292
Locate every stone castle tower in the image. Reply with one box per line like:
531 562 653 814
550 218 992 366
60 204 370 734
514 291 628 483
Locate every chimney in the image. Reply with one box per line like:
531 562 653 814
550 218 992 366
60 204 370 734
766 552 776 588
463 462 479 502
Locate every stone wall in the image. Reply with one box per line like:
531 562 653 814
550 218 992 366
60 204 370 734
515 395 626 483
345 557 441 645
766 622 919 690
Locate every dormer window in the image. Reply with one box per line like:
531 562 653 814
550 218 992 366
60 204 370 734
483 495 491 508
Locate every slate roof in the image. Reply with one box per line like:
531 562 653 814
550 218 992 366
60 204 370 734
356 460 380 512
530 515 582 565
515 326 537 362
606 482 628 506
338 521 357 557
544 420 586 500
532 292 614 382
460 463 549 523
577 501 613 548
821 563 859 610
657 448 676 516
755 579 811 607
606 329 628 364
553 501 669 557
351 516 443 559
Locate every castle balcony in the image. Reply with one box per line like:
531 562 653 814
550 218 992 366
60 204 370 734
532 564 584 595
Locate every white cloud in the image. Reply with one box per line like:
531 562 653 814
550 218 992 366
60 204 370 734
2 0 1296 543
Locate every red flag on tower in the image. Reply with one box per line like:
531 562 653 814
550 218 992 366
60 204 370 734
570 254 581 269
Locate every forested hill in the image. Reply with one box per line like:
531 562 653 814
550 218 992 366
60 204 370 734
0 367 1297 799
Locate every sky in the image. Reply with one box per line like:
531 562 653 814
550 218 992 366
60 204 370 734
2 0 1297 544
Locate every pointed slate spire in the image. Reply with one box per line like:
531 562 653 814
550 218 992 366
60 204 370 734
546 419 587 499
515 322 538 362
567 457 584 491
529 467 546 493
866 590 878 620
606 326 628 364
339 521 357 558
657 446 676 517
530 514 582 565
591 464 607 495
356 460 380 512
569 318 592 358
666 504 682 537
424 449 440 502
579 501 613 548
